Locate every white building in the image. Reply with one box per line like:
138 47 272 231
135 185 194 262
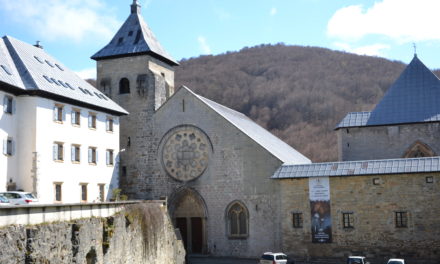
0 36 128 204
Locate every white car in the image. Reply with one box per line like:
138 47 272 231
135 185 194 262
0 192 38 205
260 252 291 264
387 259 405 264
347 256 369 264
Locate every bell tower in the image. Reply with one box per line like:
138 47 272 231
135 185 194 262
91 0 178 198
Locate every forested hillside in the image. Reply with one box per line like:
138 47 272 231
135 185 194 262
175 44 414 162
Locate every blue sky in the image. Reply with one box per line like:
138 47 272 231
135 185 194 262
1 0 440 79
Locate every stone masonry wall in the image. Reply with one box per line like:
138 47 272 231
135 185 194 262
338 123 440 161
280 173 440 264
0 202 185 264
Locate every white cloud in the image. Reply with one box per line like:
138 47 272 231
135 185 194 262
75 68 96 80
0 0 120 43
327 0 440 43
197 36 212 55
334 42 390 57
270 7 277 16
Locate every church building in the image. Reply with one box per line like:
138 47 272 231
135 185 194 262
93 1 440 262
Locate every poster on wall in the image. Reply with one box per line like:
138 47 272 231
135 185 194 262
309 177 332 243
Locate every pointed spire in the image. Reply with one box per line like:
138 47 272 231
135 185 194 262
131 0 141 14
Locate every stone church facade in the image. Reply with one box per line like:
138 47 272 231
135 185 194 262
92 1 440 262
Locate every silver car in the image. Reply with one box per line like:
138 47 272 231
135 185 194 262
0 194 11 206
0 192 38 205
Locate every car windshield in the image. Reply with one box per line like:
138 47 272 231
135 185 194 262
348 259 364 264
0 195 9 203
276 255 288 260
1 193 19 199
388 261 403 264
25 193 36 199
261 255 274 260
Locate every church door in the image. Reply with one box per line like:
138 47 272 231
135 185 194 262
170 188 207 254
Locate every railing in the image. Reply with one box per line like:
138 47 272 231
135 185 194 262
0 200 150 227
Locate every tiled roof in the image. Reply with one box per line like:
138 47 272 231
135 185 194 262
272 156 440 179
91 1 177 66
0 36 128 115
183 87 311 164
337 55 440 128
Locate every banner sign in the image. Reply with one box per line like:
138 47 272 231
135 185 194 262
309 177 332 243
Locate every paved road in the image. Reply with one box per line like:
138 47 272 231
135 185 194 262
188 256 258 264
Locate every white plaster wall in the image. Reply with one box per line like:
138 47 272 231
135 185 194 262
0 91 18 191
25 97 120 204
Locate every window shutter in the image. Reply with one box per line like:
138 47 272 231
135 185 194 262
106 119 109 131
71 145 75 161
3 96 7 112
71 111 75 124
53 106 57 121
106 150 110 165
88 148 92 163
11 98 15 114
95 149 98 163
11 140 15 156
88 115 92 128
53 144 58 160
62 108 66 121
2 139 6 155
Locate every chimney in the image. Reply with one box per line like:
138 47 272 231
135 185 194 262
34 41 43 49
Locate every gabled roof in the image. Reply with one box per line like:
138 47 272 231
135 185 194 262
180 86 311 164
272 156 440 179
337 55 440 129
0 36 128 115
91 0 178 66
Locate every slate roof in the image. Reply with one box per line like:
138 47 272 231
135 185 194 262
337 55 440 129
91 1 178 66
0 36 128 115
182 87 311 164
272 156 440 179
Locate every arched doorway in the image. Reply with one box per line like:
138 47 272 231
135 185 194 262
169 188 207 254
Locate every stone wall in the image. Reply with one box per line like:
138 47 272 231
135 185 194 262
338 123 440 161
279 173 440 264
0 202 185 264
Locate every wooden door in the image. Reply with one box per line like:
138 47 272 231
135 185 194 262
176 217 188 250
191 217 203 253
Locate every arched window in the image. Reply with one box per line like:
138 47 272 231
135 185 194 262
403 141 436 158
226 201 249 238
119 78 130 94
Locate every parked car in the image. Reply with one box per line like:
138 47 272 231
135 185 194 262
347 256 370 264
260 252 294 264
387 259 405 264
0 192 38 205
0 194 12 206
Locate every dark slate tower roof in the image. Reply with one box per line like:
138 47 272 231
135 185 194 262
366 55 440 126
91 0 178 66
337 55 440 128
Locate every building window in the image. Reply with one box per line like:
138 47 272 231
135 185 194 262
88 147 97 164
395 211 408 228
71 109 81 126
71 145 81 163
99 184 105 202
3 138 13 156
100 78 111 97
80 184 88 202
106 149 114 166
3 95 13 114
53 104 64 122
119 78 130 94
292 212 303 228
226 201 249 238
54 183 62 202
373 178 380 185
426 176 434 183
106 117 114 132
342 212 354 228
88 113 97 129
53 142 64 161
